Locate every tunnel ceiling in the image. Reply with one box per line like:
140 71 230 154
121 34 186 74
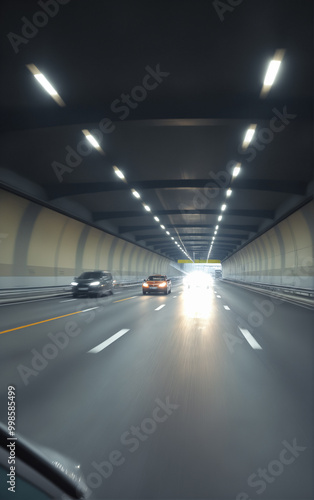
0 0 313 263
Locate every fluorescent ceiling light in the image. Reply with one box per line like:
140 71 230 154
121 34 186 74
85 134 100 149
26 63 65 107
154 216 160 222
113 166 125 180
264 60 281 86
214 231 217 235
160 225 165 229
233 164 241 177
260 49 285 97
215 225 219 230
226 189 232 197
34 73 57 95
144 205 151 212
166 231 170 235
131 189 140 198
243 128 255 146
212 237 215 240
171 237 174 240
243 125 256 148
221 204 227 211
218 215 223 222
83 129 105 155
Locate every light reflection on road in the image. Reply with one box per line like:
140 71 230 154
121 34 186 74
182 286 214 320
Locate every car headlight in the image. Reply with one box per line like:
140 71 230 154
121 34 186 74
158 282 167 287
143 283 149 287
90 281 100 286
71 281 78 286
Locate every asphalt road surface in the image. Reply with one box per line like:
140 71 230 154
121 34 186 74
0 280 313 499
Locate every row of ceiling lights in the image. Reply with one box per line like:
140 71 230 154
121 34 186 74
26 51 284 263
25 64 192 261
207 51 284 261
206 163 240 261
27 51 283 110
113 166 193 260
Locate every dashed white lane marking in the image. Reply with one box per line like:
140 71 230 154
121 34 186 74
155 305 166 311
81 307 99 312
60 299 77 302
239 327 262 350
223 305 230 310
217 295 221 298
88 329 130 353
173 296 177 298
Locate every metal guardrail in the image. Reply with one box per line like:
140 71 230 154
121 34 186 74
254 283 314 298
0 286 71 294
0 286 72 300
222 278 314 302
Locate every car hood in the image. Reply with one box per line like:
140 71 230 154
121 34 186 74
0 423 89 498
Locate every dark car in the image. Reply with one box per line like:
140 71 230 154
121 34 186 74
71 271 114 297
142 275 172 295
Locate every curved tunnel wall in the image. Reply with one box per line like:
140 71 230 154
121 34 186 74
222 200 314 290
0 189 181 288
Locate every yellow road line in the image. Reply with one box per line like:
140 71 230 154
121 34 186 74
113 296 137 303
0 311 82 335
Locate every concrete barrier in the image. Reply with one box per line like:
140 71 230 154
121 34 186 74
222 200 314 290
0 188 183 288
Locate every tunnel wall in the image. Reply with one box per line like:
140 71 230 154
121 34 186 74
222 200 314 290
0 189 182 288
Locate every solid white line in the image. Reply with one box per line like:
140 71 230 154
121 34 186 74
155 305 165 311
239 327 262 350
81 307 99 312
223 305 230 310
216 295 221 298
60 299 77 302
88 329 130 353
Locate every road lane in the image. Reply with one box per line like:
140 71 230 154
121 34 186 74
0 283 183 394
213 280 313 407
0 281 312 499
